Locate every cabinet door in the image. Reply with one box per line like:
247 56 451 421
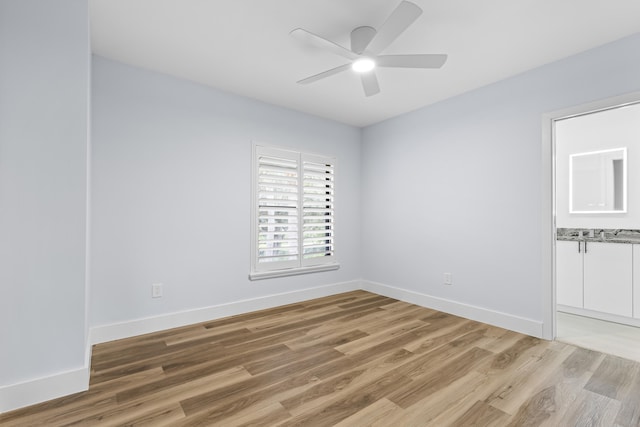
634 245 640 318
584 242 632 317
556 240 583 308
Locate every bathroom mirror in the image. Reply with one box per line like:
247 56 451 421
569 147 627 213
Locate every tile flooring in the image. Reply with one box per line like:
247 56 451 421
557 311 640 362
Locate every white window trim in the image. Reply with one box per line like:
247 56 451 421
250 143 339 280
249 263 340 280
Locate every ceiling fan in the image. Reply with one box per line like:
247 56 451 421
290 1 448 97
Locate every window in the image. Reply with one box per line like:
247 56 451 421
250 144 338 279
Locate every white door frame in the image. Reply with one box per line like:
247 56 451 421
541 91 640 340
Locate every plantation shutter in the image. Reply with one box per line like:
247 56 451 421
255 147 300 271
253 145 336 275
302 154 335 266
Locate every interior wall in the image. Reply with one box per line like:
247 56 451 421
90 56 362 327
0 0 90 386
361 33 640 326
556 102 640 228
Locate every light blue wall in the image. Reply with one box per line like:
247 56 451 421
90 56 362 326
361 33 640 323
0 0 90 385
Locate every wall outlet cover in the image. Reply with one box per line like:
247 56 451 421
152 283 163 298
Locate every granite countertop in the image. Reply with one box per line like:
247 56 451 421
557 228 640 244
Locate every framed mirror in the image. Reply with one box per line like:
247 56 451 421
569 147 627 213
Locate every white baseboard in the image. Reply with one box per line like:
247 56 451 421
0 345 91 414
90 280 361 345
361 280 544 338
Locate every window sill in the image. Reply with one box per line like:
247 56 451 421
249 263 340 281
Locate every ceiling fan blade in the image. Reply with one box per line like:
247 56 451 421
377 54 448 68
361 72 380 97
365 1 422 54
290 28 358 60
351 26 377 55
297 63 351 85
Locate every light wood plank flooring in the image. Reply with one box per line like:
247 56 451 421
2 290 640 426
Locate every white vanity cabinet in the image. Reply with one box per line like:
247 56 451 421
556 240 583 308
634 245 640 319
583 242 632 317
557 240 632 318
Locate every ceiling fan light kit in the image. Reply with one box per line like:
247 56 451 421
352 58 376 73
291 1 448 97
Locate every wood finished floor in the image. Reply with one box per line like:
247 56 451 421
3 290 640 426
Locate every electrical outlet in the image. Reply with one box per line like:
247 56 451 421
152 283 163 298
444 273 452 285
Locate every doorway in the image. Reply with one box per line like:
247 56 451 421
544 93 640 361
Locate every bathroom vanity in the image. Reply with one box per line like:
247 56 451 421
557 228 640 326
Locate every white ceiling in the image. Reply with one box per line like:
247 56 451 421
90 0 640 127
